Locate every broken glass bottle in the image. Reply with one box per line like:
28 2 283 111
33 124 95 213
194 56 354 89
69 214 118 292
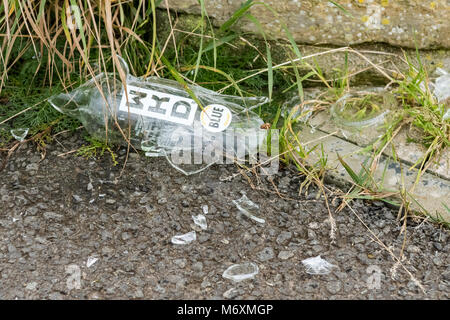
48 57 269 173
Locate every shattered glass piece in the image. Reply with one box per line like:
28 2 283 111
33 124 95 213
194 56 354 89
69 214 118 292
433 68 450 120
86 256 99 268
434 68 450 103
171 231 196 245
232 194 265 224
192 214 207 230
163 153 217 176
223 287 238 299
222 262 259 282
301 255 336 275
443 109 450 121
10 128 29 142
202 205 209 215
330 89 395 129
282 95 315 122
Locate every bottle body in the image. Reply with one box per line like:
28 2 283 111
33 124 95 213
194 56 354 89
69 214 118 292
49 69 269 160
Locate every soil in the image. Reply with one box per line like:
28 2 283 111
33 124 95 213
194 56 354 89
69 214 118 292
0 131 448 299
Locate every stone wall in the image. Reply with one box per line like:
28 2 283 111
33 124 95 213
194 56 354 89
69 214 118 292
160 0 450 49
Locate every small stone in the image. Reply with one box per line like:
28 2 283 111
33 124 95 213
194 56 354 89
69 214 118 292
128 153 139 160
144 204 154 213
102 247 114 255
278 251 294 260
157 198 167 204
106 199 116 204
72 194 82 203
167 275 181 284
312 245 324 254
43 211 63 222
48 292 63 300
87 182 93 191
308 222 320 229
276 231 292 245
88 291 104 299
306 192 317 200
279 176 291 189
25 163 39 172
181 200 189 207
154 285 166 294
223 288 238 299
121 232 131 241
406 245 421 254
308 229 317 239
373 201 384 207
24 281 37 291
174 258 187 268
134 288 144 298
442 270 450 281
35 237 48 244
383 210 395 220
257 247 275 262
326 281 342 294
192 262 203 273
433 256 443 266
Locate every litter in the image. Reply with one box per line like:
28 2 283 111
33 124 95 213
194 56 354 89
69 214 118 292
192 214 207 230
86 256 99 268
433 68 450 120
330 89 395 129
232 194 265 224
48 57 269 175
444 109 450 121
301 255 336 275
171 231 197 245
434 68 450 103
10 128 29 142
202 205 209 215
222 262 259 282
223 287 238 299
282 94 314 123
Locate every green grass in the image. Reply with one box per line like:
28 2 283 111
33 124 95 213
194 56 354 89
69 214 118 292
77 135 118 166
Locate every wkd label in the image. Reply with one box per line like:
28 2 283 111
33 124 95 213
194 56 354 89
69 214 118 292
119 85 198 126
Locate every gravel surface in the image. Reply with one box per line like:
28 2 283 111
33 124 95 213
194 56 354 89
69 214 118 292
0 131 449 299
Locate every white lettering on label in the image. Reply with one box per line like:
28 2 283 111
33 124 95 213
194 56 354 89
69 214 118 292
200 104 232 132
119 85 198 126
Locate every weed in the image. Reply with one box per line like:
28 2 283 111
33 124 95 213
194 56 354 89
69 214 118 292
77 135 118 166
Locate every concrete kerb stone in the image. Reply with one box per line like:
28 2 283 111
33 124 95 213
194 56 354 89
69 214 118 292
296 121 450 222
308 110 450 181
159 0 450 49
156 8 450 87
